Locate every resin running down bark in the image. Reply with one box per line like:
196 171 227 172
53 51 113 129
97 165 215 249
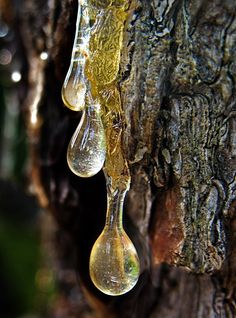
62 0 140 295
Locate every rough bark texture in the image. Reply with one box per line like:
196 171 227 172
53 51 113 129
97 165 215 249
2 0 236 317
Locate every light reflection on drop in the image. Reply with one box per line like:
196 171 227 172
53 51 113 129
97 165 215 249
62 0 90 111
67 103 106 177
89 189 140 296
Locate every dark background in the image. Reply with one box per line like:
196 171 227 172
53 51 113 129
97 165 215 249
0 12 55 317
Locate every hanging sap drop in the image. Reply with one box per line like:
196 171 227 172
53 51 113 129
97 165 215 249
67 104 106 177
89 189 140 296
62 60 87 111
61 0 90 111
90 227 140 296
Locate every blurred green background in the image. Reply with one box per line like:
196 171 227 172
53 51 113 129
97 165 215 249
0 13 55 318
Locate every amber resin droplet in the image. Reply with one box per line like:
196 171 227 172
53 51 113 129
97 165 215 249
89 189 140 296
62 0 90 111
67 103 106 177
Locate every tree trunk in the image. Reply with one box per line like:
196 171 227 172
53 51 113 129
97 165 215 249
3 0 236 317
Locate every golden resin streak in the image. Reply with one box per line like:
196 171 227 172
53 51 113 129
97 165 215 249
85 1 131 186
86 0 140 296
63 0 140 295
86 8 126 85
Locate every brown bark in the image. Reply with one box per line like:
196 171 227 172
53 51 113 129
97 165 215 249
2 0 236 317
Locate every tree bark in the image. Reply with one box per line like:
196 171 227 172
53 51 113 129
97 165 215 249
3 0 236 317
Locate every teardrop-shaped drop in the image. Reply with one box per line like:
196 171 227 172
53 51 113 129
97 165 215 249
67 104 106 177
89 226 140 296
62 60 87 111
89 189 140 296
61 1 90 111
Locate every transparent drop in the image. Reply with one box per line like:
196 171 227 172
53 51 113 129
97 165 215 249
90 227 140 296
89 189 140 296
67 104 106 177
62 1 90 111
62 60 87 111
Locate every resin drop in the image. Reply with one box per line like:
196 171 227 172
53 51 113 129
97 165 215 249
90 227 140 296
67 104 106 177
62 61 87 111
89 189 140 296
62 0 90 111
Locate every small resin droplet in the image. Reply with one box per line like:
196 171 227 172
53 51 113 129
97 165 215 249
67 104 106 177
62 61 87 111
89 189 140 296
62 1 90 111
